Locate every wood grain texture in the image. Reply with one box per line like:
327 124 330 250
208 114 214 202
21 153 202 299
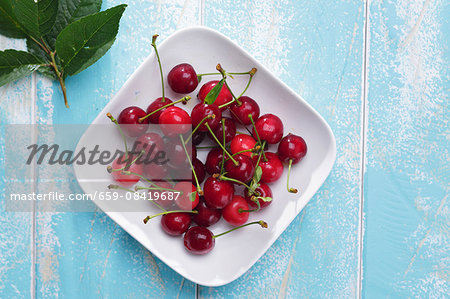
363 0 449 297
199 0 365 297
0 38 34 298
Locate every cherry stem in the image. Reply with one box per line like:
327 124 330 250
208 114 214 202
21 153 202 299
220 119 226 175
151 34 166 103
197 70 255 80
254 141 266 167
215 174 251 190
179 134 203 195
287 159 298 193
248 114 267 162
139 96 190 123
121 170 182 194
232 146 260 157
237 67 257 99
196 145 220 150
216 63 242 106
143 210 198 224
205 123 238 166
107 112 129 159
107 184 135 192
184 114 215 144
213 220 268 238
107 150 144 173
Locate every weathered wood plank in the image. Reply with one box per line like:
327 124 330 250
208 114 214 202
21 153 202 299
363 0 449 297
200 0 365 297
33 1 200 297
0 38 34 298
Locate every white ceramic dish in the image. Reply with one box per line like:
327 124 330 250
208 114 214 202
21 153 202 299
74 27 336 286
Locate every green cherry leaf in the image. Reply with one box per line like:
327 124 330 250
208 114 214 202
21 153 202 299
204 78 225 105
0 0 27 38
0 49 43 86
13 0 58 39
45 0 103 48
55 4 127 76
256 196 272 202
253 166 262 184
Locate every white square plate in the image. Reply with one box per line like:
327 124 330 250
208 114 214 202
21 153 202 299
74 27 336 286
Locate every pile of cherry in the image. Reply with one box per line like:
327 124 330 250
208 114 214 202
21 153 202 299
107 35 307 255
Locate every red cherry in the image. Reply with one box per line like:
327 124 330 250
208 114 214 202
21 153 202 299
174 181 199 211
197 80 232 109
253 152 283 183
145 97 173 124
134 132 164 156
192 131 206 145
167 63 198 94
191 103 222 132
278 134 307 164
165 139 196 168
159 106 191 137
224 154 255 183
110 156 143 187
118 106 149 137
183 226 215 255
230 134 257 157
161 212 191 236
208 117 236 144
229 96 260 125
143 162 169 181
223 195 249 226
149 181 174 209
192 198 221 227
203 176 234 209
245 183 273 210
192 158 206 185
205 148 224 175
252 113 284 144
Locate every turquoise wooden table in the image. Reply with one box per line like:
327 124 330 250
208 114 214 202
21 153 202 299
1 0 448 298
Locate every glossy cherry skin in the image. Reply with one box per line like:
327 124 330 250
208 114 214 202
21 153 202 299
161 212 191 236
197 80 232 109
203 177 234 209
149 181 174 209
134 132 164 157
167 63 198 94
252 113 284 144
192 158 206 185
183 226 215 255
229 96 260 125
223 195 249 226
165 139 196 168
245 182 273 210
145 97 173 124
118 106 149 137
192 198 221 227
278 134 307 164
159 106 191 137
110 156 143 187
191 103 222 131
174 181 199 211
205 148 224 175
230 134 257 157
143 162 169 181
253 152 283 183
208 117 236 144
224 154 255 183
192 131 206 145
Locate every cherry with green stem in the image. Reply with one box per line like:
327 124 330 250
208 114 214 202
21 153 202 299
139 96 190 123
205 123 238 166
278 133 307 193
212 173 251 190
248 114 268 162
183 221 268 254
